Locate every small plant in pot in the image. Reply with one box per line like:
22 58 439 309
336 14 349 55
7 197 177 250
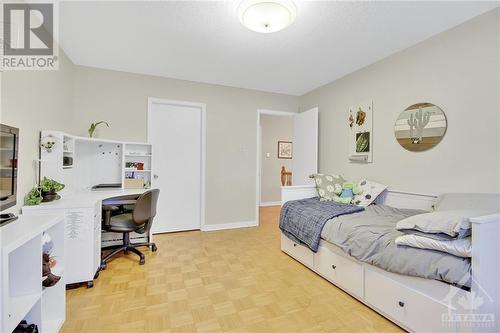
39 177 65 202
24 187 43 206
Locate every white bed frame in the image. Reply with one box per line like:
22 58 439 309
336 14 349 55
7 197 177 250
281 185 500 333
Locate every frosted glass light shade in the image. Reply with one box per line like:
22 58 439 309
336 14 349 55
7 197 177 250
238 0 297 33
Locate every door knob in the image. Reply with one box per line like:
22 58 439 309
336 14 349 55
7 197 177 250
153 174 159 179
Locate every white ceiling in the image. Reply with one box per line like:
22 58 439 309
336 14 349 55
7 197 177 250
59 1 499 96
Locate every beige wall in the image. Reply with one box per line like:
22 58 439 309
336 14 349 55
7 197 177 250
299 8 500 194
2 7 498 223
260 114 293 204
69 66 299 225
1 49 75 213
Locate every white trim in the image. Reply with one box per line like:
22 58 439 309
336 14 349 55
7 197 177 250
259 201 281 207
470 213 500 224
201 220 257 232
256 109 296 228
257 109 296 117
147 97 206 231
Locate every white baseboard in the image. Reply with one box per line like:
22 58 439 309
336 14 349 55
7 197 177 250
201 220 257 232
259 201 281 207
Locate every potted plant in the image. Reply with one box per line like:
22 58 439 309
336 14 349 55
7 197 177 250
88 121 109 138
24 187 43 206
39 177 65 202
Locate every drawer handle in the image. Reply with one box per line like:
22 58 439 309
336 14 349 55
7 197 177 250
398 301 405 307
293 243 297 247
331 264 336 269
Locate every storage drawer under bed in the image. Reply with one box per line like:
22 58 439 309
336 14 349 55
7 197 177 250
280 233 314 268
314 244 363 299
364 267 455 333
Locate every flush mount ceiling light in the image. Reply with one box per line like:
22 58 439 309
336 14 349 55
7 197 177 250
238 0 297 33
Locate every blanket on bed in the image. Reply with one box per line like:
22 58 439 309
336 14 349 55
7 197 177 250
321 205 472 288
279 197 364 252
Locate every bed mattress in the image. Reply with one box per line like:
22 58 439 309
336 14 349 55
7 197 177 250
320 204 471 288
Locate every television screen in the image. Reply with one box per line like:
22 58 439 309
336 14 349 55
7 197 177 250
0 124 18 211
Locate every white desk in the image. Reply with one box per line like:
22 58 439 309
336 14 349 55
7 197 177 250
22 188 150 287
22 189 148 210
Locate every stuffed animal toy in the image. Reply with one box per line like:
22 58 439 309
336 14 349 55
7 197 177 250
333 182 362 204
41 232 61 288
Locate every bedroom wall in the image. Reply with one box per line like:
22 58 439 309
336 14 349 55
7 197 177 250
260 114 293 204
299 8 500 194
69 66 299 226
1 48 75 213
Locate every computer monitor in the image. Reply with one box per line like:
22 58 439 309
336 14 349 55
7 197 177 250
0 124 19 211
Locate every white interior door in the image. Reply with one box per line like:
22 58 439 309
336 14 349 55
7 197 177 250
292 107 318 185
148 99 203 233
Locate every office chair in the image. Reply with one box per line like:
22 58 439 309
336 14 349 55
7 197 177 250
101 189 160 268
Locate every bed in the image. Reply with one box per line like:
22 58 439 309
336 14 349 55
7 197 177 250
280 185 500 333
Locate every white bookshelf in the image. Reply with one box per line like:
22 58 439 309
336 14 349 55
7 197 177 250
123 143 153 189
0 215 65 333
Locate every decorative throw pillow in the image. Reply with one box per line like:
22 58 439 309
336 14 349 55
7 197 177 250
396 209 483 240
352 179 387 206
309 174 345 201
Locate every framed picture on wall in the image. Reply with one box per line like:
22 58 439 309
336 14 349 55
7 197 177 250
278 141 292 159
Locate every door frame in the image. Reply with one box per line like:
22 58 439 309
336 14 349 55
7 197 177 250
256 109 296 226
147 97 206 232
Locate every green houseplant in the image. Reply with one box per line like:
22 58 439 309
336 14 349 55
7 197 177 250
39 177 65 202
88 121 109 138
24 187 43 206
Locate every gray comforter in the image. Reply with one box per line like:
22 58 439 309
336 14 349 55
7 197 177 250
321 204 472 288
280 197 364 252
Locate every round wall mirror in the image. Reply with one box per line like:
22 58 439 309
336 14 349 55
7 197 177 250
394 102 447 152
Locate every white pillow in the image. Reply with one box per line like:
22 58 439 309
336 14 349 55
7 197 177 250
396 210 483 239
395 234 471 258
434 193 500 212
352 179 387 207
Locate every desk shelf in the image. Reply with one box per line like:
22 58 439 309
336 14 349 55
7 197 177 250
125 154 151 157
39 130 154 191
123 143 153 189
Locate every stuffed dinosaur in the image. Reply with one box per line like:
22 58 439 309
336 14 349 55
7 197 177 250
333 182 362 204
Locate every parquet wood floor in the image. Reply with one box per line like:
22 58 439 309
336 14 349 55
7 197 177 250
62 206 403 333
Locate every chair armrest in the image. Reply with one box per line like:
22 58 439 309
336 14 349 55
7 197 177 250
102 205 119 229
102 204 119 211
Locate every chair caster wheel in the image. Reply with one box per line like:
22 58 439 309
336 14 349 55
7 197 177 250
151 244 157 252
139 258 145 265
87 281 94 288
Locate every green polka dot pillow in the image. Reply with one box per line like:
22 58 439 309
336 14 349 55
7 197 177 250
309 174 346 201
